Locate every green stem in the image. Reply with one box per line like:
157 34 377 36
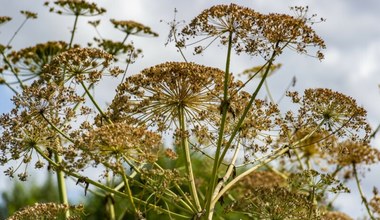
69 14 79 49
54 153 70 219
106 193 116 220
205 31 233 218
178 106 202 212
353 163 375 220
121 170 137 216
208 141 241 219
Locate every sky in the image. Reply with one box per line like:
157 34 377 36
1 0 380 218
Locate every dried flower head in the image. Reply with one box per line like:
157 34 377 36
257 9 325 59
370 195 380 215
288 170 350 201
20 10 38 19
140 168 184 195
88 19 100 27
232 186 318 219
0 81 84 178
291 88 371 141
41 47 123 84
94 38 142 63
8 202 83 220
331 141 380 166
0 16 12 24
7 41 70 78
80 122 161 170
282 128 336 160
181 4 325 59
237 170 286 191
108 62 226 131
110 19 158 37
45 0 106 16
181 4 262 55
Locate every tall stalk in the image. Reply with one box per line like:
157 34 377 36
178 106 202 212
54 153 70 219
204 31 233 218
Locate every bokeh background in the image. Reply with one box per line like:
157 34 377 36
1 0 379 218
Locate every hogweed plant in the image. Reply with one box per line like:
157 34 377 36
0 2 379 220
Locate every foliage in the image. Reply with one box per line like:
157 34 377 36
1 1 379 220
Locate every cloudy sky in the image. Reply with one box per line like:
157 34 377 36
1 0 380 218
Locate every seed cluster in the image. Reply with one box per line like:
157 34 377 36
108 62 225 131
7 41 70 77
41 47 123 84
110 19 159 37
181 4 325 59
8 202 83 220
45 0 106 16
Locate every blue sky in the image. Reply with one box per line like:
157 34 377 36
1 0 380 218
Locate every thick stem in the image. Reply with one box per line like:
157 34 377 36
121 170 137 216
106 193 116 220
353 163 375 220
205 31 233 218
208 142 241 219
178 106 202 212
54 153 70 219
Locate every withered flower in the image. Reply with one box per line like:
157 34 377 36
7 41 70 78
20 10 38 19
45 0 106 16
108 62 226 131
80 122 161 170
257 9 325 59
0 16 12 25
292 88 371 141
181 4 263 55
110 19 158 37
370 195 380 215
8 202 83 220
232 186 318 219
181 4 325 59
41 47 123 84
94 38 142 63
331 141 380 166
0 81 84 180
237 170 285 191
